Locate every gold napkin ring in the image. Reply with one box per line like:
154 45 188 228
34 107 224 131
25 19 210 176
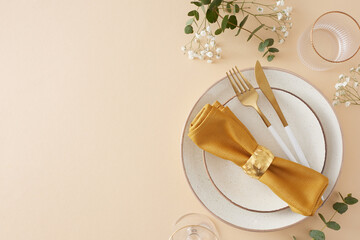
241 145 274 179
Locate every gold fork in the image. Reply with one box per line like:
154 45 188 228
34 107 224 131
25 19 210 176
226 66 270 127
226 66 298 163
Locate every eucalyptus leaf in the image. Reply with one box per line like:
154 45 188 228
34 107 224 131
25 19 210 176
226 3 232 13
186 18 194 26
318 213 327 224
235 15 248 36
188 10 197 17
215 28 222 35
228 15 237 29
247 24 264 41
333 202 348 214
264 38 274 47
209 0 223 10
344 193 358 205
235 4 240 13
258 42 265 52
221 15 229 31
326 221 341 231
268 47 279 53
292 237 296 240
184 25 194 34
200 0 210 4
206 7 218 23
267 55 275 62
191 1 203 6
309 230 325 240
195 11 199 21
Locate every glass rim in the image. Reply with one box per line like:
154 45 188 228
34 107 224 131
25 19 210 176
310 11 360 63
169 225 219 240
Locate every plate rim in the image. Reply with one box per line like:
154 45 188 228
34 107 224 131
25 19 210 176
180 66 344 232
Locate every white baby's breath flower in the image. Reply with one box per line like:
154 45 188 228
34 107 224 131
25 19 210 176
281 26 287 32
204 43 209 49
342 81 348 87
200 50 207 56
345 101 351 107
284 6 292 16
257 7 264 13
335 83 342 90
345 76 350 82
354 81 359 88
272 26 276 32
277 12 283 20
194 38 199 43
188 55 194 60
207 59 213 64
216 55 221 59
210 41 215 47
339 74 345 80
276 0 284 6
181 46 186 52
273 7 278 11
206 26 211 32
206 51 214 58
284 31 289 37
356 67 360 72
350 67 355 72
279 39 284 44
332 99 340 106
216 47 222 54
335 91 340 97
200 30 206 37
195 33 200 39
289 23 293 28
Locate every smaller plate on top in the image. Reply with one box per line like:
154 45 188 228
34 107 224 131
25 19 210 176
204 88 326 213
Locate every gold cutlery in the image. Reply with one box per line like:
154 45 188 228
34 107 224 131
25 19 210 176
226 66 297 163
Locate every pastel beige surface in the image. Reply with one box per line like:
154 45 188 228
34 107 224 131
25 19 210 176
0 1 359 240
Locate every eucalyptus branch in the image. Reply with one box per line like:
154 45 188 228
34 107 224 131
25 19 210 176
292 192 358 240
182 0 292 63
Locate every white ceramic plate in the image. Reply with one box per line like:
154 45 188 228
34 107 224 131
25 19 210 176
204 88 326 213
181 67 343 231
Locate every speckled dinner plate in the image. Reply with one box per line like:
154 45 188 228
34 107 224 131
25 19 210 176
181 67 343 231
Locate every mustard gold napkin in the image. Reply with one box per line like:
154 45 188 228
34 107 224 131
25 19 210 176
188 101 328 216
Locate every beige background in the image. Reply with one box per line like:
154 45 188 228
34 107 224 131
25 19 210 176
0 0 359 239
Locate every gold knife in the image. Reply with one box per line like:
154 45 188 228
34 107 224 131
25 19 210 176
255 60 310 168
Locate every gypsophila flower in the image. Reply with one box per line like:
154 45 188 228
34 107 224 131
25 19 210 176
181 46 186 52
356 67 360 72
284 31 289 37
207 59 213 64
216 48 222 54
206 51 214 58
333 65 360 107
277 0 284 6
206 26 211 32
216 55 221 59
257 7 264 13
272 26 276 32
195 33 200 39
200 30 206 37
332 99 340 106
279 39 284 44
281 26 287 32
277 12 283 20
